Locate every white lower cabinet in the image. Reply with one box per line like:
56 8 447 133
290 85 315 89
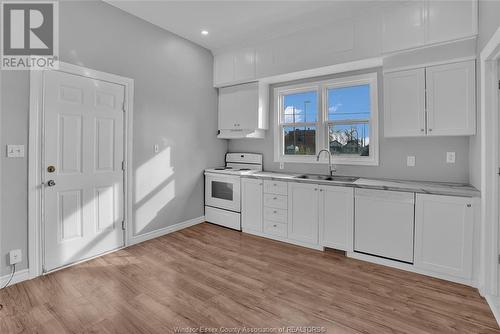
414 194 474 280
241 178 263 233
319 186 354 252
287 183 320 245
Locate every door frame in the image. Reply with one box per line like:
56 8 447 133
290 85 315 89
480 27 500 298
28 62 134 278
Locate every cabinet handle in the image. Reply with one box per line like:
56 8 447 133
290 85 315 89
420 129 424 132
273 210 277 214
428 128 432 132
273 224 277 227
314 188 318 191
273 197 277 200
466 204 472 208
319 189 323 192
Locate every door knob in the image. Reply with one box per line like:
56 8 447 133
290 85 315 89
47 180 56 187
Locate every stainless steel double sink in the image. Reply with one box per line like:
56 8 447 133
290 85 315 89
294 174 359 183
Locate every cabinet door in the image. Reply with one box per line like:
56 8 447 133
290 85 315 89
241 178 263 233
384 69 426 137
233 48 256 82
288 183 319 245
218 83 258 130
214 52 234 86
426 61 476 136
319 186 354 252
382 1 425 53
415 194 474 279
426 0 477 45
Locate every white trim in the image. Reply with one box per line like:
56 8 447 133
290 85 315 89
347 252 476 288
479 27 500 301
273 72 379 166
0 269 30 288
129 216 205 245
486 294 500 326
28 62 134 279
259 57 383 86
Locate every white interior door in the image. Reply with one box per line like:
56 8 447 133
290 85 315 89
43 70 125 272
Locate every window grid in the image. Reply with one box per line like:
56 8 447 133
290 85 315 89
274 73 378 165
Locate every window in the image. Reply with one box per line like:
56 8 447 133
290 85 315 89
274 73 378 165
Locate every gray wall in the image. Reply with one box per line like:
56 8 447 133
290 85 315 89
229 68 470 183
0 1 227 274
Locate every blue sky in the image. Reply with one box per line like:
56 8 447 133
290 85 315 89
283 84 370 123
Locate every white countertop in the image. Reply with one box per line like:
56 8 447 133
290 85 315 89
242 172 480 198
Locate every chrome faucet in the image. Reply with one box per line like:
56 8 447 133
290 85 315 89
317 149 336 176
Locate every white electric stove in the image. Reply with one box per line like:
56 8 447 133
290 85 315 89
204 153 263 230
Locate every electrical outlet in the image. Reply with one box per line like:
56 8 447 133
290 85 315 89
407 156 416 167
6 145 24 158
153 144 159 153
9 249 21 265
279 162 284 169
446 152 456 164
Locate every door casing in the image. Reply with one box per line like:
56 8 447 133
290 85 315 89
28 62 134 278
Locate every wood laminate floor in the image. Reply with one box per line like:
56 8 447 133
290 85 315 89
0 222 498 333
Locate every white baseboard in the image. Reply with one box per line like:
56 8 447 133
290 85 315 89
486 294 500 328
129 215 205 245
0 268 30 288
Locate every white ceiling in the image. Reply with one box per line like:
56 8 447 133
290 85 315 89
105 1 379 52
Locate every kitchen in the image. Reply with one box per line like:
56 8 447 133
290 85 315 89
1 0 500 332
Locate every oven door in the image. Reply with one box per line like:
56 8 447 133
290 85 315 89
205 173 241 212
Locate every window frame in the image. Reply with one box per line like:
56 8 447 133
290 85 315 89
274 72 379 166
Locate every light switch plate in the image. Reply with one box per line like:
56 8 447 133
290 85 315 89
7 145 24 158
407 156 416 167
9 249 22 265
446 152 456 164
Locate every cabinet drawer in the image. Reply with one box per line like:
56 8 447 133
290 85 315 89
263 194 287 209
264 207 287 224
263 221 287 237
264 180 288 195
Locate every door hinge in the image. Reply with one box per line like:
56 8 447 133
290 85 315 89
121 161 125 171
498 80 500 90
498 254 500 264
121 220 125 231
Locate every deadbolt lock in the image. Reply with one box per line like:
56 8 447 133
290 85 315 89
47 166 55 173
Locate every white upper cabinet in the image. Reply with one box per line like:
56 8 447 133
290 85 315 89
382 0 477 53
288 182 320 245
382 1 425 53
383 60 476 137
218 82 268 139
214 52 235 87
241 178 263 234
214 48 256 87
319 186 354 252
426 61 476 136
414 194 474 280
384 68 426 137
426 0 478 45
